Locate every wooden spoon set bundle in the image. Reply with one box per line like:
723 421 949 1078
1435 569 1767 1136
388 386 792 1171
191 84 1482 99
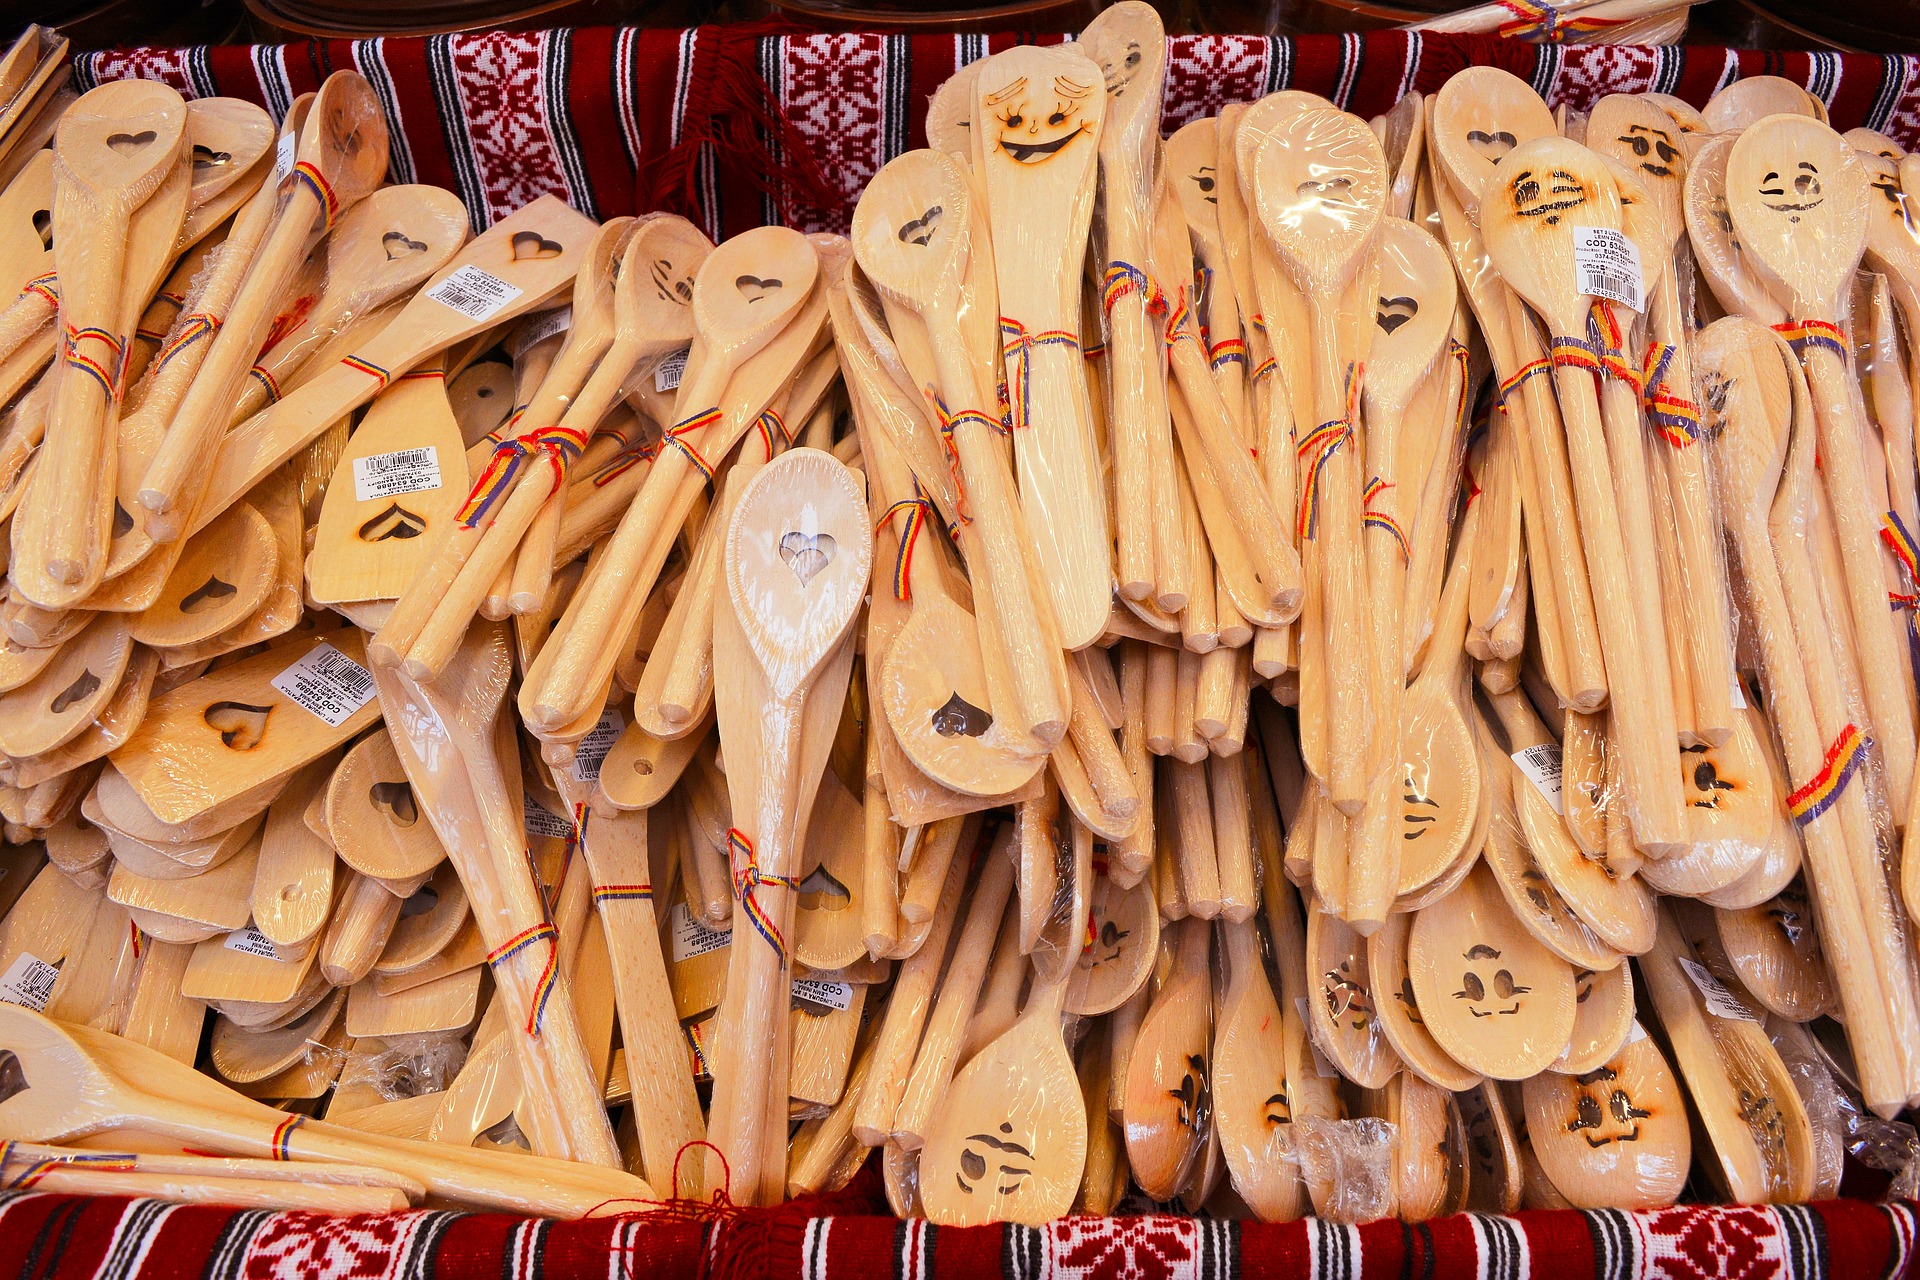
0 37 1907 1226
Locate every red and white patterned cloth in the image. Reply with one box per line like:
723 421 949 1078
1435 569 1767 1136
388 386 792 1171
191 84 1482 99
75 27 1920 242
0 1174 1914 1280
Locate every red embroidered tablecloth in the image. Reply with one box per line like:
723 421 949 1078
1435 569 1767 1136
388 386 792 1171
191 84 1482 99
75 28 1920 242
0 1172 1913 1280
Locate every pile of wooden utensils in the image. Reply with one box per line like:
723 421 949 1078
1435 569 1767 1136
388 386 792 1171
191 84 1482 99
0 0 1911 1226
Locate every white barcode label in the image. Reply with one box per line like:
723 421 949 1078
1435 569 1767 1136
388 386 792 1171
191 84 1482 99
524 795 573 839
352 447 443 502
0 952 58 1012
1511 744 1566 815
1571 226 1644 313
571 708 624 783
224 924 283 961
670 901 731 962
654 347 688 392
516 305 572 353
792 978 853 1012
1678 955 1760 1023
271 643 376 727
425 265 524 323
274 132 296 182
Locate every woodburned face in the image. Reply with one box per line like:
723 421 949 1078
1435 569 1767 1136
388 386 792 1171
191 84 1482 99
982 75 1096 166
1755 160 1825 223
953 1121 1035 1198
1679 740 1744 811
1506 165 1595 228
1614 124 1681 181
1453 944 1533 1018
1323 958 1374 1030
1566 1065 1651 1147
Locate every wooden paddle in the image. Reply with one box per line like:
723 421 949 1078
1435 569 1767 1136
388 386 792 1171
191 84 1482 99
970 42 1112 648
1252 108 1387 816
9 80 186 605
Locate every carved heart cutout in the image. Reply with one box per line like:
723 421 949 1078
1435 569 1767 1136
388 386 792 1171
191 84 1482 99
107 130 157 156
511 231 563 261
897 205 943 246
205 700 273 750
383 230 427 259
50 669 101 715
358 502 427 542
1377 296 1419 335
190 145 231 169
1467 129 1518 161
931 691 992 738
1297 176 1355 204
180 575 237 613
736 275 782 303
112 501 133 538
798 865 851 912
0 1048 30 1105
778 531 835 586
31 209 49 251
370 780 418 826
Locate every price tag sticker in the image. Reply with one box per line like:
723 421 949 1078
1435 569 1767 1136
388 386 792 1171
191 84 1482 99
1571 226 1645 313
524 796 573 839
1511 743 1565 815
271 643 375 727
1679 956 1761 1023
274 132 296 182
654 346 688 392
571 709 624 783
224 925 284 961
352 447 443 502
424 265 524 323
516 305 572 352
792 978 854 1013
0 952 58 1012
670 902 731 962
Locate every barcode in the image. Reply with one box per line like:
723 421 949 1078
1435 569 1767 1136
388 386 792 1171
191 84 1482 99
1583 270 1634 298
425 265 523 323
310 651 373 699
271 642 378 727
0 952 59 1012
364 449 432 472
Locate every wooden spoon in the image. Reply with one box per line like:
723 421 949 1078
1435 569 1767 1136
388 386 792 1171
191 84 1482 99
1638 703 1777 897
1367 910 1483 1091
703 447 869 1204
1252 108 1387 816
138 71 388 534
1408 861 1575 1079
1305 897 1402 1088
1520 1021 1689 1208
0 1004 653 1217
1715 879 1833 1022
1704 76 1822 132
325 729 446 880
1120 915 1213 1200
1726 115 1918 821
918 962 1085 1225
10 80 186 603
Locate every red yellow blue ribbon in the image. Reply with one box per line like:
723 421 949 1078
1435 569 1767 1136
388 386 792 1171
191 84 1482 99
487 922 562 1036
999 316 1082 431
1208 336 1248 371
1883 511 1920 584
728 828 798 962
155 312 220 371
753 409 789 461
20 272 56 308
340 354 392 389
269 1114 305 1160
456 425 588 528
247 364 282 405
1363 477 1409 563
1295 362 1360 540
63 325 125 399
1494 0 1628 40
1641 342 1702 447
660 406 723 486
593 884 654 905
291 160 340 230
1497 356 1551 408
1774 319 1848 360
1101 260 1165 316
1785 723 1869 827
877 484 935 602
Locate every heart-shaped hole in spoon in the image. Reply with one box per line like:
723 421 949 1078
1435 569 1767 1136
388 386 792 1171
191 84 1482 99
736 274 782 302
798 865 851 911
369 780 418 826
180 575 237 613
511 231 563 260
931 690 992 738
204 700 273 749
1468 129 1518 161
31 209 49 250
358 502 427 542
383 230 427 259
50 670 101 715
897 206 943 245
778 531 835 586
0 1049 29 1104
107 130 158 156
1377 296 1418 334
190 144 231 169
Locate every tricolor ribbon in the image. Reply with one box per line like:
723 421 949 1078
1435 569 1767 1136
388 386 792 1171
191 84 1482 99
1363 476 1409 563
1209 336 1249 371
753 409 789 461
1101 260 1165 316
291 160 340 230
63 325 125 399
247 364 282 405
20 272 56 308
728 828 798 962
1641 342 1702 447
590 437 659 487
1883 510 1920 582
1496 356 1552 409
487 922 561 1036
1774 319 1848 360
1785 723 1869 826
340 354 392 390
456 425 588 528
594 883 654 905
269 1114 305 1160
1295 362 1361 540
999 316 1082 431
660 406 723 486
155 312 220 371
1548 303 1642 393
877 483 935 602
1494 0 1628 40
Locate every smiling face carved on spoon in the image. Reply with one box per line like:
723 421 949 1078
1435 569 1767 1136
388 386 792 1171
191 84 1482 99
1479 138 1620 333
619 215 710 354
1724 116 1869 317
1589 95 1687 233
